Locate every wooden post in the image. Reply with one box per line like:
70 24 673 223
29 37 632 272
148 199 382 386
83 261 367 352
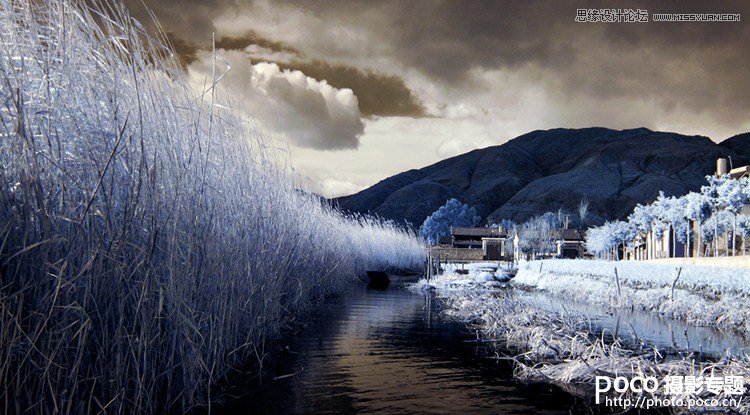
670 267 682 302
427 247 432 281
614 267 621 297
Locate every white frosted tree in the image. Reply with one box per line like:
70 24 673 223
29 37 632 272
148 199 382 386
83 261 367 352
683 191 711 257
655 194 689 257
516 212 566 259
701 210 733 256
718 176 748 255
585 223 615 259
418 198 481 244
701 175 725 256
611 220 636 260
668 196 689 254
737 214 750 256
628 203 655 258
649 193 675 251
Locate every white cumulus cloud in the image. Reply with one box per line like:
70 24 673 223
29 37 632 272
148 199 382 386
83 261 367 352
188 50 364 150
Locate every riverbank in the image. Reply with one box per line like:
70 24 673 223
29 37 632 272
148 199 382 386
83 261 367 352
412 261 750 413
514 259 750 333
647 256 750 269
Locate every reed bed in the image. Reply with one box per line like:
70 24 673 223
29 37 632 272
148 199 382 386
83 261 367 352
0 0 424 413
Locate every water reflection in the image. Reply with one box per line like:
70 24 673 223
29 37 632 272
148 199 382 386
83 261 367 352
220 286 581 414
517 291 750 357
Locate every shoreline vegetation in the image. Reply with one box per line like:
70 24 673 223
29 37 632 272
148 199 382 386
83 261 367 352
0 1 424 413
412 260 750 413
515 259 750 333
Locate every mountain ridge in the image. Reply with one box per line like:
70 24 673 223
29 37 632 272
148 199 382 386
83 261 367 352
335 127 750 227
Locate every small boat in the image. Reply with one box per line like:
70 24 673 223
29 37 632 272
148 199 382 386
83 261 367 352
366 271 390 290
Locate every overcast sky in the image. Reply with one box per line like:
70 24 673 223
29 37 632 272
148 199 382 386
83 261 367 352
124 0 750 197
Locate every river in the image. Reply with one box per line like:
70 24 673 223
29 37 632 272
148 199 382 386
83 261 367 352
218 284 592 414
215 281 747 414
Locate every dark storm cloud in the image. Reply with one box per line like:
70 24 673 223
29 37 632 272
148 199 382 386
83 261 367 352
124 0 425 117
273 59 425 118
274 0 750 133
215 32 299 55
154 31 426 118
123 0 750 136
288 0 749 80
123 0 235 44
163 32 200 67
208 31 425 117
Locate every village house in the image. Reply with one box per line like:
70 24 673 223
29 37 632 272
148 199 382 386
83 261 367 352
449 226 500 249
628 229 686 260
557 229 587 259
449 226 510 260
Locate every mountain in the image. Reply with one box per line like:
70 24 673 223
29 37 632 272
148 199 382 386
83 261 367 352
336 127 750 228
719 132 750 160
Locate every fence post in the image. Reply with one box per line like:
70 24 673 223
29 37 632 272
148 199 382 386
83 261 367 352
426 247 432 281
614 267 621 297
670 267 682 302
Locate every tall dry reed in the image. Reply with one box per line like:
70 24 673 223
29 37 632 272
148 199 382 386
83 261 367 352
0 0 424 413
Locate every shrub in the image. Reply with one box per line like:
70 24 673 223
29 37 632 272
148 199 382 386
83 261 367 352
419 198 480 244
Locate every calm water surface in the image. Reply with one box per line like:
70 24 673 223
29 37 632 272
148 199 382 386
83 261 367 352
220 285 590 414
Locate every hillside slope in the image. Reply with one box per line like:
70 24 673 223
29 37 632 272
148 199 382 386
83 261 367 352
336 128 750 227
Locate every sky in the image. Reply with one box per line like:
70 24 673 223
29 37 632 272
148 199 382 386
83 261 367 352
123 0 750 198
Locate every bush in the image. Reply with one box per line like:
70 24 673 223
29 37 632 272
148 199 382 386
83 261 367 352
419 198 480 244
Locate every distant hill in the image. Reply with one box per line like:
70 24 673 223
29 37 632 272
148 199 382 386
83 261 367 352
719 132 750 160
335 127 750 227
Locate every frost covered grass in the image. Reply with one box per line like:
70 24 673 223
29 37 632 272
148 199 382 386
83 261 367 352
514 259 750 333
411 262 513 291
431 289 750 413
0 1 423 413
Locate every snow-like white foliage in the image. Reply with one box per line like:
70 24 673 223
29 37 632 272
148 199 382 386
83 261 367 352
422 270 750 409
517 212 564 257
588 174 750 258
702 210 734 241
0 1 424 412
411 262 512 291
585 220 633 258
718 176 748 214
514 259 750 332
684 191 712 225
628 202 656 234
418 198 480 244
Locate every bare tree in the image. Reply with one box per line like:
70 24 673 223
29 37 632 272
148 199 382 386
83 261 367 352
504 226 517 266
578 198 590 228
519 214 560 259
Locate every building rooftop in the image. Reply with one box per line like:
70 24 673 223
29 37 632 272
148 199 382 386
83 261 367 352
561 229 585 240
450 227 506 237
730 165 750 179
